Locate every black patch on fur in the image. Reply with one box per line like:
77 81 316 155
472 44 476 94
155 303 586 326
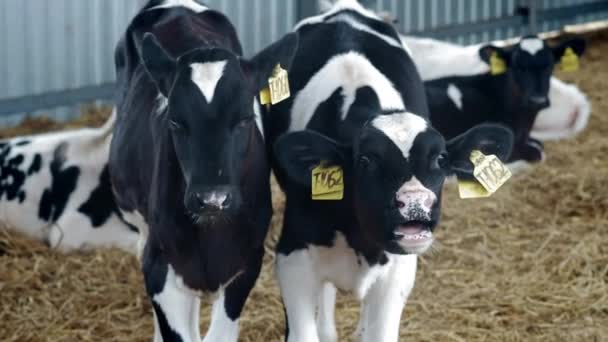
15 140 31 146
0 145 27 203
27 154 42 175
38 143 80 222
78 165 138 233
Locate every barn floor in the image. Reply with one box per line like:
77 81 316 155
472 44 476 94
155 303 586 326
1 33 607 342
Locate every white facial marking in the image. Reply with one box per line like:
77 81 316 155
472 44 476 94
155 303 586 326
446 83 463 110
372 113 428 159
190 61 227 103
148 0 207 13
520 38 544 55
289 52 404 131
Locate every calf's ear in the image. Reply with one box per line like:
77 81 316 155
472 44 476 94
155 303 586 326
241 33 299 91
552 37 586 60
479 44 511 65
446 124 514 178
273 130 349 187
140 33 176 96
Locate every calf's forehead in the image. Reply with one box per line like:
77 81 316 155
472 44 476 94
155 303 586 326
519 37 545 55
371 113 429 159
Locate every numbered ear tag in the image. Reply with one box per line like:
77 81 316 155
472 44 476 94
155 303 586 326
259 64 291 106
458 150 512 199
560 47 579 72
311 164 344 200
490 52 506 75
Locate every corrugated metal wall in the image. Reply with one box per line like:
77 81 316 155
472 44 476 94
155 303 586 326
372 0 608 44
1 0 608 125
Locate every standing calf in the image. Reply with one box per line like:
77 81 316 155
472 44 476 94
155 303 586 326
264 1 513 341
109 1 297 341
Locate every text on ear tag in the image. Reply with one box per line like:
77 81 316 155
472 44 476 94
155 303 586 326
470 150 512 193
490 52 506 75
312 164 344 200
560 47 579 72
458 150 511 199
268 64 290 105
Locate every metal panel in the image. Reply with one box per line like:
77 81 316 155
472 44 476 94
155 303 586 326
1 0 608 125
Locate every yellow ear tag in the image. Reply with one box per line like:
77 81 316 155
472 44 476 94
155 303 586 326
560 47 579 72
490 52 506 75
311 164 344 200
259 88 271 106
458 150 512 199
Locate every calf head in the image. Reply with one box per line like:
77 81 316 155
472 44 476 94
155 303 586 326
141 32 298 221
479 35 585 163
480 35 586 111
275 113 513 255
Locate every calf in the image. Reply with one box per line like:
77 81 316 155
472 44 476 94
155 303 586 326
263 1 513 341
403 36 591 142
420 35 586 166
0 111 139 252
109 1 297 341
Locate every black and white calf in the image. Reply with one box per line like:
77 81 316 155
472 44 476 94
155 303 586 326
420 35 586 166
263 1 513 341
109 1 297 341
402 36 592 143
0 112 139 252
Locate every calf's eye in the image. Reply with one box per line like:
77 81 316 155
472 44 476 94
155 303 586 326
359 156 371 167
431 152 448 170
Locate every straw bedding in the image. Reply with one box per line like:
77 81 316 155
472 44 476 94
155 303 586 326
1 34 607 341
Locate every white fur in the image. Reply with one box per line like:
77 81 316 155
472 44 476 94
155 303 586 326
148 0 207 13
520 38 544 55
203 290 240 342
531 77 591 141
372 113 428 159
152 265 202 342
121 209 147 259
295 0 380 31
289 52 404 131
325 14 402 49
0 110 139 253
446 83 463 110
277 232 417 342
252 99 265 140
316 283 338 342
191 61 227 103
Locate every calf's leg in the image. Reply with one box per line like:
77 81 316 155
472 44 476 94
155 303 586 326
354 255 417 342
203 247 264 342
143 250 201 342
277 249 322 342
316 282 338 342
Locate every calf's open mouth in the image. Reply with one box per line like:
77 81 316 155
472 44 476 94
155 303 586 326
394 220 434 245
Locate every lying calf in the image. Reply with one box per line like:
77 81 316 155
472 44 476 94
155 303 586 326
109 0 297 341
263 1 513 341
0 111 139 252
402 35 590 168
422 35 586 166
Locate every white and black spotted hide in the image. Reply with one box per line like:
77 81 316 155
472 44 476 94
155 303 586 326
0 111 139 253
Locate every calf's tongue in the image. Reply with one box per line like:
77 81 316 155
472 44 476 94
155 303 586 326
396 224 425 235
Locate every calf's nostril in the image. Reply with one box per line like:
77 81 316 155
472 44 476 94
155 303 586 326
395 199 405 209
221 193 232 209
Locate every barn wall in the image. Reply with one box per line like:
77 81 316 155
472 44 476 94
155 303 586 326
0 0 607 124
